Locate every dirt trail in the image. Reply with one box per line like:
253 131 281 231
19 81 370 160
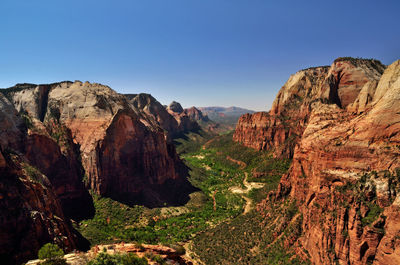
226 156 246 169
229 172 264 214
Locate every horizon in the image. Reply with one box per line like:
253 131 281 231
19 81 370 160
1 0 399 111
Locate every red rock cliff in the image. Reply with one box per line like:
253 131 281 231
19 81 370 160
233 59 386 158
0 91 79 264
43 82 192 206
255 58 400 265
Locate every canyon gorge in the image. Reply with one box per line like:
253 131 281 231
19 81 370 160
1 56 400 265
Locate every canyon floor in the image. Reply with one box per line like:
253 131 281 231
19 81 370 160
59 130 300 264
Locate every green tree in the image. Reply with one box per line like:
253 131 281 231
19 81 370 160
38 243 67 265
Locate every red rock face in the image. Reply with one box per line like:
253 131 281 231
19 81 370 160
86 110 190 206
44 82 192 207
248 58 400 265
234 66 330 158
233 59 385 158
128 94 202 139
24 132 94 220
0 150 78 265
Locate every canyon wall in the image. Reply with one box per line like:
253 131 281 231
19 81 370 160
240 58 400 264
0 92 80 264
233 58 386 158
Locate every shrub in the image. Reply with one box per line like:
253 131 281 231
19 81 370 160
38 243 64 260
88 252 148 265
38 243 66 265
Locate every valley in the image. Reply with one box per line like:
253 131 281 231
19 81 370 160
75 131 292 264
1 57 400 265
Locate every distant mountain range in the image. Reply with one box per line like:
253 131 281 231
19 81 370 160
198 106 255 125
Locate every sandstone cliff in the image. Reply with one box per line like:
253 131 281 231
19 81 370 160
233 58 386 158
246 58 400 265
0 91 80 264
0 150 79 265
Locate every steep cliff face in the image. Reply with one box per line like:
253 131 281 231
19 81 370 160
0 90 81 264
233 58 386 158
0 146 77 265
253 59 400 265
41 82 192 207
7 82 94 220
234 66 330 158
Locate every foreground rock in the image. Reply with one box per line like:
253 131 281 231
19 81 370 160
27 243 194 265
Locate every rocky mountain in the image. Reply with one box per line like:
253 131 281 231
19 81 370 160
166 101 201 134
125 94 204 138
235 58 400 264
0 81 194 264
183 106 209 123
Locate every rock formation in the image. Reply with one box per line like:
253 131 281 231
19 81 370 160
233 58 385 158
127 94 206 138
236 58 400 264
0 91 80 264
183 107 210 123
167 101 200 134
0 149 78 265
0 81 194 264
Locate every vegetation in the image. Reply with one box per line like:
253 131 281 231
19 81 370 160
78 130 301 263
88 251 148 265
334 172 385 229
22 162 46 185
193 199 308 264
38 243 66 265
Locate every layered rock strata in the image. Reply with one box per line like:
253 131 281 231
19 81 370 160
246 58 400 265
233 58 386 158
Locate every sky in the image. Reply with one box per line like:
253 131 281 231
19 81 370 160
0 1 399 111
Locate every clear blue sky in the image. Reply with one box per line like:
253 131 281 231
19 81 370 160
1 0 399 111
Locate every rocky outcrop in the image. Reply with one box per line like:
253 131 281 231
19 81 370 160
127 94 205 138
167 101 184 114
234 66 330 158
127 93 180 136
233 58 386 158
252 58 400 265
167 101 200 135
183 107 210 123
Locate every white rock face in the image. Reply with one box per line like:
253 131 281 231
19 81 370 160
0 92 23 148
